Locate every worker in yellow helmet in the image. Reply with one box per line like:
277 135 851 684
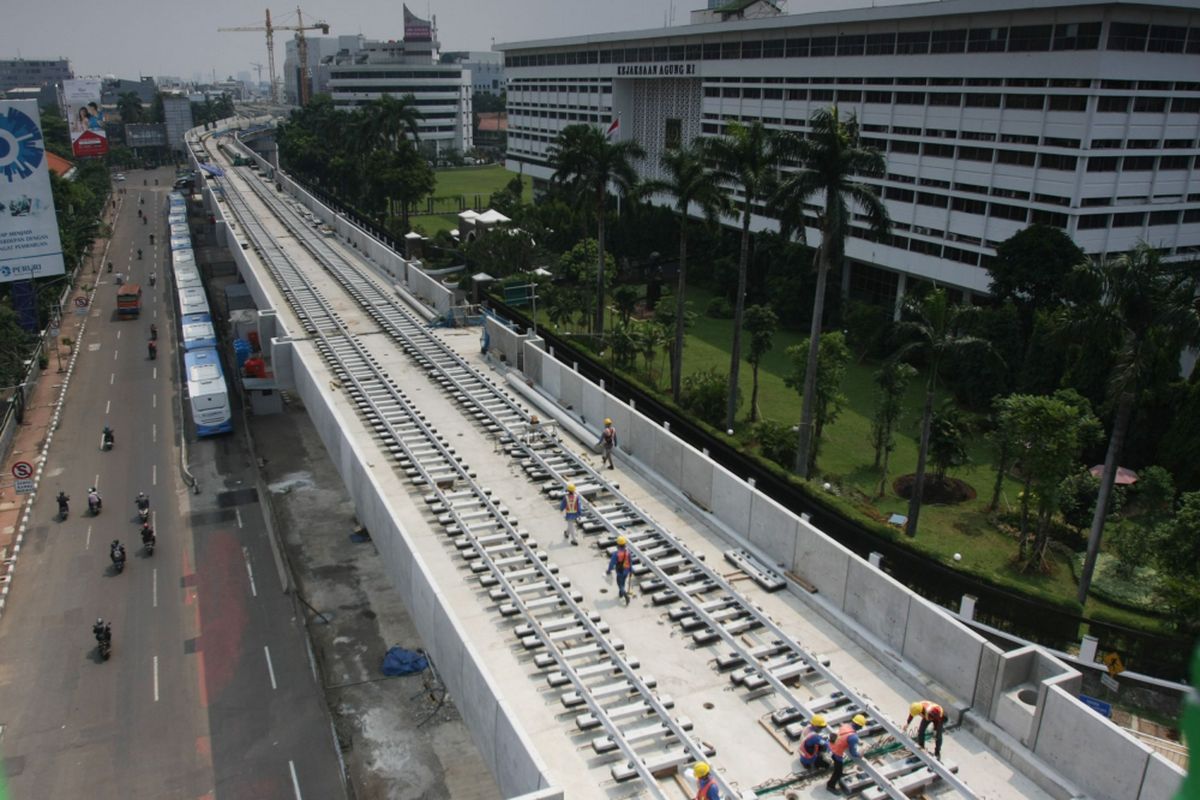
599 417 617 469
799 714 831 771
906 700 946 759
691 762 719 799
827 714 867 794
559 483 580 545
606 534 635 605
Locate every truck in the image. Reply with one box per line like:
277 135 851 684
116 284 142 319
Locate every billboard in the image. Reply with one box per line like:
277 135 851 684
0 101 65 283
403 5 432 41
62 79 108 158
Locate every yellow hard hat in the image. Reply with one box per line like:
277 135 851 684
566 483 575 492
910 702 924 716
616 536 627 546
692 763 710 779
811 714 827 728
852 714 867 727
605 418 612 425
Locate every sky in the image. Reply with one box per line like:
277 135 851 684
0 0 696 82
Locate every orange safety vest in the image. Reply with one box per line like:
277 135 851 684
614 547 631 571
694 776 717 800
829 723 856 759
565 493 579 514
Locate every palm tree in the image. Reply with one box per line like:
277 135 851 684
890 289 994 537
116 92 143 124
1071 243 1200 603
774 107 890 478
702 121 787 432
360 93 422 150
642 141 730 403
548 123 644 337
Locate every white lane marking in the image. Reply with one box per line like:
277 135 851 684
264 646 278 690
110 373 115 385
152 567 158 608
113 350 118 361
242 547 257 597
235 508 243 529
116 330 121 340
152 394 157 409
152 423 157 443
93 474 100 488
153 656 159 702
105 400 110 414
153 309 157 319
153 367 157 380
85 525 92 549
288 761 302 800
152 464 157 486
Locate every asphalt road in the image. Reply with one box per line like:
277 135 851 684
0 167 345 800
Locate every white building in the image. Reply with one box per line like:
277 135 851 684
497 0 1200 305
443 50 506 95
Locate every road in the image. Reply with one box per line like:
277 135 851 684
0 167 345 800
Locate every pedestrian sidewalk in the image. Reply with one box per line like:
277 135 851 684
0 198 122 618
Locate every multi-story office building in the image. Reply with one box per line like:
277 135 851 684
161 94 194 155
497 0 1200 305
322 13 474 157
0 58 71 93
442 51 506 95
284 34 363 104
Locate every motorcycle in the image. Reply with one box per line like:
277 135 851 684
107 261 113 273
148 340 157 360
149 233 155 245
110 542 126 574
141 524 156 556
93 620 112 661
57 494 69 521
88 492 103 516
101 428 114 450
142 217 147 226
150 324 158 340
136 495 150 524
137 249 143 260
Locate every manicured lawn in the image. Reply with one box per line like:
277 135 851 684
409 165 530 238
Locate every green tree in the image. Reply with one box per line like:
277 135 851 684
774 108 890 477
891 289 995 537
1069 243 1200 603
754 419 798 468
1131 465 1175 515
870 361 917 497
785 331 850 475
743 304 778 423
116 92 144 124
1151 492 1200 635
928 401 970 485
682 368 739 429
613 284 640 327
642 140 729 403
701 121 786 432
548 123 644 337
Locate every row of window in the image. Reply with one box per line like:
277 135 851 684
701 85 1200 113
329 70 465 80
510 76 1200 91
505 22 1200 68
327 90 465 105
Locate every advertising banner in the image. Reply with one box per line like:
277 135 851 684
62 79 109 158
0 101 66 283
403 4 432 41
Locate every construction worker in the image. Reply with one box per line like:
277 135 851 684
599 418 617 469
607 535 635 605
560 483 581 545
906 700 946 759
826 714 866 794
798 714 831 770
692 762 719 799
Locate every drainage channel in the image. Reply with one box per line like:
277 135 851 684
225 136 975 799
213 146 725 799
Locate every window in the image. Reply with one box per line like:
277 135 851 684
836 90 862 103
930 29 967 53
811 36 836 56
703 43 721 60
1108 22 1148 51
1077 214 1110 229
1087 156 1119 172
1172 97 1200 113
721 42 741 59
1097 96 1130 113
960 130 996 142
922 143 954 158
969 27 1007 52
865 90 892 103
895 91 925 105
1081 197 1111 207
1159 155 1190 170
1190 28 1200 55
811 88 833 102
742 87 761 99
896 31 930 54
997 150 1036 166
929 92 961 106
893 125 921 136
1049 95 1088 111
1032 210 1068 228
1043 137 1081 148
837 35 865 56
785 38 809 57
1122 156 1156 170
917 192 949 208
992 186 1030 200
952 196 986 214
665 118 682 150
957 146 994 162
1163 139 1195 148
1054 21 1102 50
1148 25 1187 53
1034 193 1070 206
944 245 980 265
920 177 951 188
890 140 919 154
787 88 808 101
954 182 989 195
1149 210 1180 226
1039 154 1078 171
965 93 1001 108
1185 208 1200 223
762 39 784 58
885 186 914 202
764 88 783 99
722 87 739 98
866 33 896 55
686 44 702 60
990 203 1029 222
739 40 761 59
1008 25 1053 52
1000 133 1038 145
1091 138 1123 149
1134 97 1168 113
1005 94 1045 110
704 86 720 98
1112 211 1145 227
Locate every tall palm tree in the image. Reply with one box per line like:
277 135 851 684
702 121 787 432
360 93 422 153
642 141 730 402
774 107 890 478
1071 243 1200 603
116 92 143 124
548 123 645 337
890 289 993 537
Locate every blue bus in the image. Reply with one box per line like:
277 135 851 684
180 313 217 351
184 348 232 436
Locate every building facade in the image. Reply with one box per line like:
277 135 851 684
0 58 71 93
442 50 506 95
161 94 194 155
497 0 1200 304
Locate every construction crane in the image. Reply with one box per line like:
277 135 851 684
219 8 330 106
250 62 264 85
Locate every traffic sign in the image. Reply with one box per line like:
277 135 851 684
74 297 89 308
1100 673 1120 692
14 479 35 495
11 461 34 480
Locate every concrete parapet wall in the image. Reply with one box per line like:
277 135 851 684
901 597 986 705
485 315 526 369
287 343 557 798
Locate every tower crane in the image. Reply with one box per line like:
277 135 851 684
219 8 330 106
250 62 264 86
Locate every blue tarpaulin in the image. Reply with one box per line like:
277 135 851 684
381 647 428 676
198 162 225 178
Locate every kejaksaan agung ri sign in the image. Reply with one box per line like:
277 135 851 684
0 100 65 283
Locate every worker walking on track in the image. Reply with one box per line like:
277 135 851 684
798 714 831 771
560 484 581 545
599 418 617 469
826 714 866 794
606 536 635 605
691 762 720 799
906 700 946 759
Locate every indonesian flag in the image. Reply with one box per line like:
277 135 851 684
605 117 620 139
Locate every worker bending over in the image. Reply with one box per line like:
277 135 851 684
906 700 946 759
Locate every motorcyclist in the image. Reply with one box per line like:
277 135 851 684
137 248 143 260
137 208 142 218
149 233 155 244
150 324 158 340
93 618 112 644
102 425 114 446
141 523 156 547
148 339 157 359
57 491 69 515
149 271 157 287
136 492 150 518
107 261 113 273
109 540 126 565
88 487 102 513
139 197 144 205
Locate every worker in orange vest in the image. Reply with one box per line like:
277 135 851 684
691 762 719 799
560 483 581 545
826 714 865 794
906 700 946 759
607 535 635 605
798 714 831 770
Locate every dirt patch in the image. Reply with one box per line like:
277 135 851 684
893 474 977 505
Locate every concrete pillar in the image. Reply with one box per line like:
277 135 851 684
959 594 977 621
1079 634 1099 665
868 551 883 568
893 272 908 321
599 379 605 391
747 477 756 489
663 421 670 432
572 361 579 373
800 512 811 523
